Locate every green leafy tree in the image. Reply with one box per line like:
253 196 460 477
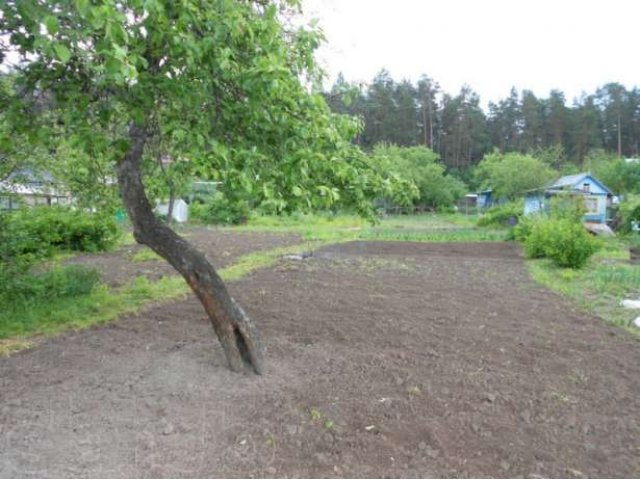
1 0 393 373
475 151 557 200
370 145 465 209
584 150 640 195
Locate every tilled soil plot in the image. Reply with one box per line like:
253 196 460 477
66 229 303 286
1 241 639 478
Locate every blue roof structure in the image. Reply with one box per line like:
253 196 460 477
547 173 612 195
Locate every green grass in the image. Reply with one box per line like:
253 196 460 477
527 238 640 337
0 239 334 353
0 275 189 341
219 241 328 281
232 212 502 243
359 226 509 243
131 247 162 262
116 230 136 247
377 212 481 229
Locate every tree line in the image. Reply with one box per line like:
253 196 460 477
324 70 640 170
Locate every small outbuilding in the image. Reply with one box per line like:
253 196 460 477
523 173 613 224
476 189 494 209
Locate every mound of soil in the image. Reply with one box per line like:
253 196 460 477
1 240 639 477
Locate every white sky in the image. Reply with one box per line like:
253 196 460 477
302 0 640 108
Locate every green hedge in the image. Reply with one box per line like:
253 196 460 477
1 206 120 263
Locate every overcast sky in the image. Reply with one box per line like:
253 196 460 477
302 0 640 108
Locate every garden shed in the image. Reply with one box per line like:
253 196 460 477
476 189 493 209
523 173 613 223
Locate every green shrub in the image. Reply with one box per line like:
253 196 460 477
477 201 523 227
511 214 538 242
3 207 120 259
190 193 249 225
549 195 586 223
522 217 549 259
524 217 600 268
617 195 640 234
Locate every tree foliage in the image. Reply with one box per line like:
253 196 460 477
474 151 557 200
1 0 412 373
583 151 640 196
370 145 465 208
0 0 394 219
325 71 640 170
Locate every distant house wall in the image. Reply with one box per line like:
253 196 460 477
577 177 608 196
522 173 612 224
524 193 545 215
582 195 608 223
477 191 492 209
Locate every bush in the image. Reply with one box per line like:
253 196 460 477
617 195 640 234
477 201 523 227
189 193 249 225
2 207 120 260
523 217 600 268
511 214 538 242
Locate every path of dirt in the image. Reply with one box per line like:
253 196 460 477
66 228 304 286
1 240 639 477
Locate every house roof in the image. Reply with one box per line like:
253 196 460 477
548 172 612 194
7 169 57 183
0 169 64 196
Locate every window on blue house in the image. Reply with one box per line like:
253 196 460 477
584 197 598 214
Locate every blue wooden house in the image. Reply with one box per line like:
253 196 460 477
523 173 613 223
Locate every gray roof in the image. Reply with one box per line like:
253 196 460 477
8 169 56 184
546 172 612 194
549 173 590 189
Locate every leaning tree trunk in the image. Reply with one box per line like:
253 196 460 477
116 123 264 374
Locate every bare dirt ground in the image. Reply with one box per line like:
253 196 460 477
66 228 303 286
1 239 639 478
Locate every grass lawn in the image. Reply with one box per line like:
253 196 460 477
230 212 509 243
528 237 640 337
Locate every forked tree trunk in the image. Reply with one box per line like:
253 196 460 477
116 123 264 374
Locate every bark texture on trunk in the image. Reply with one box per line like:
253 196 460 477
116 123 264 374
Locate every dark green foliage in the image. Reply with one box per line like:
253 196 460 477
3 207 120 259
477 201 523 227
190 194 250 225
0 207 114 319
369 144 464 209
474 151 557 200
616 195 640 234
520 216 600 268
326 72 640 170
